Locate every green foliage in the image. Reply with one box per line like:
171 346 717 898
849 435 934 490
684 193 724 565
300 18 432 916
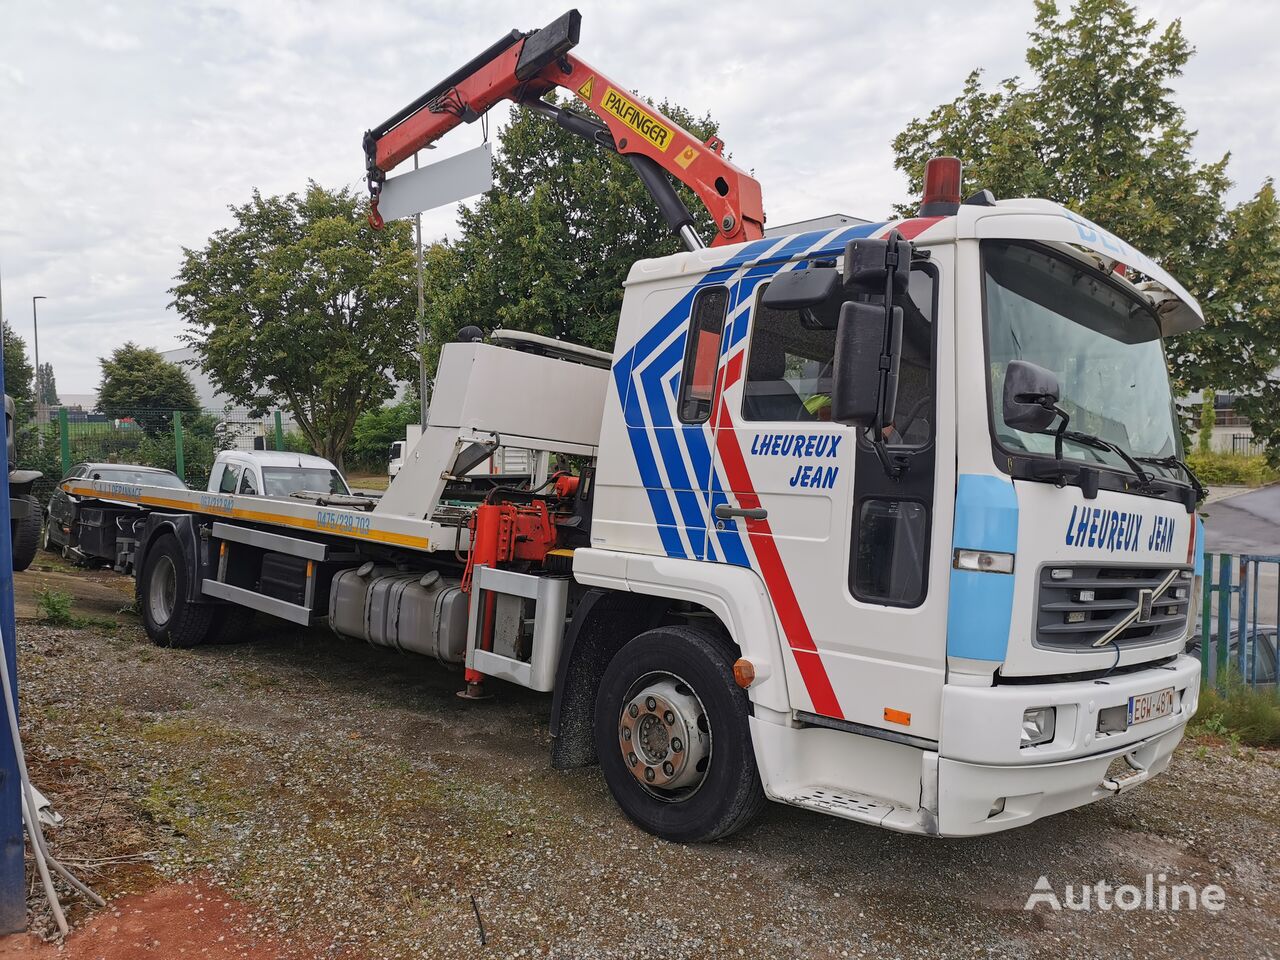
348 393 419 471
1192 674 1280 747
278 430 315 455
1197 393 1216 454
97 343 199 435
171 183 417 468
420 95 719 365
35 587 73 625
36 362 58 406
893 0 1280 460
34 585 117 631
1185 451 1279 487
3 320 34 424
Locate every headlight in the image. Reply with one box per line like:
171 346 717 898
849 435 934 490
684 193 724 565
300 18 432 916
1021 706 1056 748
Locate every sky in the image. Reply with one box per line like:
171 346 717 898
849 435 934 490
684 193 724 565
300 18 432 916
0 0 1276 399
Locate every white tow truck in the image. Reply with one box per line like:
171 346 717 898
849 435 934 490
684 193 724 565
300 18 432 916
60 11 1206 842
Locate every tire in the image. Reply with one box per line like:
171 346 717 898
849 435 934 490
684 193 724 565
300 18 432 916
41 513 59 553
208 605 256 645
11 497 42 572
593 625 766 843
139 533 215 648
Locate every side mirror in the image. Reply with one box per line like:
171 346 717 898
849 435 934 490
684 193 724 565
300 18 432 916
1002 360 1061 432
831 301 902 428
760 267 840 310
844 238 912 295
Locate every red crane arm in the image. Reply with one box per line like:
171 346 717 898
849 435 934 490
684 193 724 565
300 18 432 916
363 10 764 247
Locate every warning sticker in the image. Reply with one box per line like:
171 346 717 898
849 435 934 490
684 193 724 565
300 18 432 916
600 86 674 152
675 145 697 169
576 75 594 101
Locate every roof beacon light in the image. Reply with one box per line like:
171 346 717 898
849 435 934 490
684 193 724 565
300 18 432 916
918 156 963 217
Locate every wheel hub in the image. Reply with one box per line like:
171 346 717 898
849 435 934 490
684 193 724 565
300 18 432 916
618 676 710 794
149 555 177 627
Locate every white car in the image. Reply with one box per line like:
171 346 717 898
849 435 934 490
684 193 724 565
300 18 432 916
208 450 350 499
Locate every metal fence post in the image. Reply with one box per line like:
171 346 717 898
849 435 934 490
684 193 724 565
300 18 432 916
0 330 26 931
173 411 185 482
58 406 70 478
274 411 284 451
1200 552 1214 681
1216 553 1232 686
1236 556 1249 680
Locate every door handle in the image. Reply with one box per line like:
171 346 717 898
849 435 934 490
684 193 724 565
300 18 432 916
715 504 768 521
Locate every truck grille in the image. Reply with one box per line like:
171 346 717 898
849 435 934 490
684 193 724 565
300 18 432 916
1035 564 1192 651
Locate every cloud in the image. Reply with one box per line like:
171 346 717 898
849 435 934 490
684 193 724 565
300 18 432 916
0 0 1274 393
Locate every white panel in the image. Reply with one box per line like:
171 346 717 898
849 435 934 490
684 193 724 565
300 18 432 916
376 143 493 221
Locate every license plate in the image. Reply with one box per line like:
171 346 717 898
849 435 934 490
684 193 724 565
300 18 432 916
1128 687 1175 726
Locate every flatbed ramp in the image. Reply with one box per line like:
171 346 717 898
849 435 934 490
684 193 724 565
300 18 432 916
61 480 455 554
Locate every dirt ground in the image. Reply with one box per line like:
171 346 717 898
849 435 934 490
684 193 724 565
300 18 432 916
0 561 1278 959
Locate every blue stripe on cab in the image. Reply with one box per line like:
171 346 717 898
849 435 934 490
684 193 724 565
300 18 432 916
946 474 1020 662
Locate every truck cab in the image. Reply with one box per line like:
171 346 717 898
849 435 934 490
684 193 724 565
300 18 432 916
208 450 350 500
576 193 1203 837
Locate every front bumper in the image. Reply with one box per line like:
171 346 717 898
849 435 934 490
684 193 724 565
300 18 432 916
936 719 1186 836
751 655 1200 837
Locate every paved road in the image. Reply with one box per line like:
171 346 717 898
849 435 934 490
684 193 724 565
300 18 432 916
1203 485 1280 555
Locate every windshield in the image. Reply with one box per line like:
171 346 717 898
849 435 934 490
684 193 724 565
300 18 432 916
261 467 350 497
92 468 186 489
984 242 1181 479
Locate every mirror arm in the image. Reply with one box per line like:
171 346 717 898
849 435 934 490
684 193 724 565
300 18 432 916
1049 402 1070 462
865 428 907 481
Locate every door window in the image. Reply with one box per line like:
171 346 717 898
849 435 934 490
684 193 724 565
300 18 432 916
239 469 258 495
677 286 730 423
218 464 241 494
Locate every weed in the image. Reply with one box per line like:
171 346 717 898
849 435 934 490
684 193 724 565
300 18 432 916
1191 672 1280 747
35 587 74 625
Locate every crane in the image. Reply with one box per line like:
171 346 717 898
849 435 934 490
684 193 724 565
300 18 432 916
362 10 765 249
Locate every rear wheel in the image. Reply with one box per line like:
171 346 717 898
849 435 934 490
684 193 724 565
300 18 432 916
139 534 214 647
593 625 766 843
11 497 42 572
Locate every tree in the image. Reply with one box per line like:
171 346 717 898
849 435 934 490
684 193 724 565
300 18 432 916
419 95 719 363
348 390 419 471
97 342 199 435
2 320 34 424
892 0 1280 459
171 183 418 468
1197 391 1215 454
36 362 58 406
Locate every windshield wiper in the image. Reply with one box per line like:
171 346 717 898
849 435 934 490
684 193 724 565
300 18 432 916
1058 428 1155 489
1137 454 1205 502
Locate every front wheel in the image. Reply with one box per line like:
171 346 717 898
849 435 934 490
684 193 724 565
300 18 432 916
593 625 766 843
139 534 214 647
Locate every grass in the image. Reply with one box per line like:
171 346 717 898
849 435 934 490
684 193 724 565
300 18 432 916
35 585 119 631
1186 451 1280 487
1191 672 1280 747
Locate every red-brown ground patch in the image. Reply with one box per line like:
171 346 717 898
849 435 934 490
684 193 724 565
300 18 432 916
0 879 306 959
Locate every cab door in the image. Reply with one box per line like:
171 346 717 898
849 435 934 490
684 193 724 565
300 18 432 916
705 254 951 741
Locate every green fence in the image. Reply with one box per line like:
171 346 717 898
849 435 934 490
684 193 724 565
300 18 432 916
15 406 294 500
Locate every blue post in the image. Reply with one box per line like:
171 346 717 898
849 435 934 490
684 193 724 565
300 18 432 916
0 333 25 931
1236 557 1249 680
1216 553 1232 687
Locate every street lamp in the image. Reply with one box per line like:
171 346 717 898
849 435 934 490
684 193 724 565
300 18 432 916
31 296 45 428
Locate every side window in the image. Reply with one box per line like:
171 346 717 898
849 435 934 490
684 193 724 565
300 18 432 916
741 289 834 423
851 499 928 606
218 464 241 494
677 286 730 423
886 270 937 447
239 468 258 495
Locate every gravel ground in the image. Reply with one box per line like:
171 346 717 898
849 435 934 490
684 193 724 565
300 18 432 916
9 568 1280 959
